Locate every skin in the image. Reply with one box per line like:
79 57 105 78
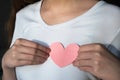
2 0 120 80
73 44 120 80
2 39 50 80
41 0 98 25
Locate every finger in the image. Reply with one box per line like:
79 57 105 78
37 44 51 53
16 53 35 61
77 60 101 76
15 45 49 58
73 59 102 79
73 59 93 67
77 51 97 60
79 66 101 79
80 43 104 52
77 51 102 61
16 53 48 63
33 49 49 58
15 38 50 53
15 60 40 67
79 66 93 72
15 56 47 67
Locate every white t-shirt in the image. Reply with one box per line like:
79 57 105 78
11 0 120 80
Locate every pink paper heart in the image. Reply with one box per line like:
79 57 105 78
50 42 79 68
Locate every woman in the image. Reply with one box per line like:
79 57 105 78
2 0 120 80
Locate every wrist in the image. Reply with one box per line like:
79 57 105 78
2 66 16 80
2 58 14 70
2 66 15 74
2 63 15 74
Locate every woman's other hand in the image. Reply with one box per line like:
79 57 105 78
73 43 120 80
2 38 50 69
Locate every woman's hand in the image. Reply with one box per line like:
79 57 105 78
73 43 120 80
2 38 50 69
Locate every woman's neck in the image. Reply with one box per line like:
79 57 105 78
41 0 98 12
40 0 99 25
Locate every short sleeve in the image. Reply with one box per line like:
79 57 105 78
10 12 24 47
10 3 38 47
108 30 120 58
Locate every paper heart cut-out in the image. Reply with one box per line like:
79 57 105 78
50 42 79 68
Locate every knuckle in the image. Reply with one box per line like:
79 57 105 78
42 47 50 53
14 60 19 66
94 60 99 66
44 47 50 53
94 68 98 73
12 45 18 52
95 56 101 61
94 52 101 57
31 61 36 65
32 49 38 54
38 45 49 52
12 51 16 57
15 39 22 44
95 44 103 50
28 61 33 65
35 43 40 48
93 64 100 72
12 45 17 51
33 43 39 49
29 56 35 61
95 56 102 64
42 47 47 52
44 47 48 51
40 57 45 61
24 61 33 65
11 50 16 54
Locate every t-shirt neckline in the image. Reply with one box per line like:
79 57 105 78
35 0 105 29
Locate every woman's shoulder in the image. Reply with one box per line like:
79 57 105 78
101 1 120 16
16 1 41 18
98 1 120 26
